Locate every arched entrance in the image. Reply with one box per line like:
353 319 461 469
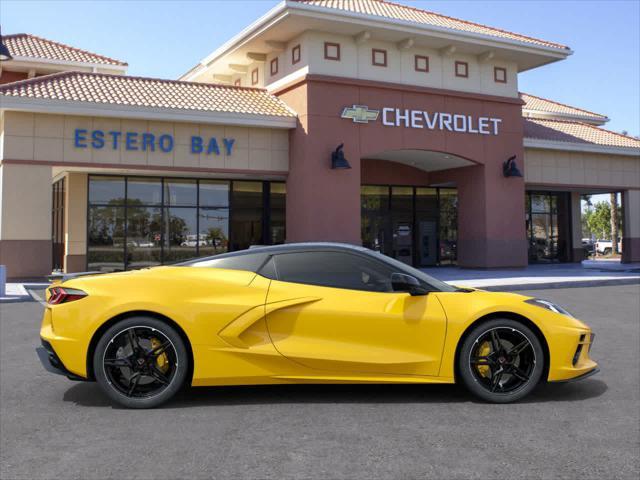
280 74 528 268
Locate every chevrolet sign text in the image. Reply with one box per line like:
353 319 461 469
382 108 502 135
340 104 502 136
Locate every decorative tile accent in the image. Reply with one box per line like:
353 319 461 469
414 55 429 73
324 42 340 61
494 66 507 83
372 48 387 67
455 61 468 78
292 44 301 65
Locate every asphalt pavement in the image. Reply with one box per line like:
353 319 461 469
1 285 638 479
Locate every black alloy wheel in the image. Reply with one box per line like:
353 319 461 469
93 317 188 408
458 319 544 403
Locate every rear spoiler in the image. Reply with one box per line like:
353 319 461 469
47 271 103 285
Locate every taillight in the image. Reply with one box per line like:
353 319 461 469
48 287 87 305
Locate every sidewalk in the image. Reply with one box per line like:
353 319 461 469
1 263 639 303
423 262 640 291
0 283 49 303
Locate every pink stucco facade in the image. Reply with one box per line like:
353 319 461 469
276 75 528 268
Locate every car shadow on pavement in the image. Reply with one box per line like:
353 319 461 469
62 379 607 409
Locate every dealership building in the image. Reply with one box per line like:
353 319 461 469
1 0 639 279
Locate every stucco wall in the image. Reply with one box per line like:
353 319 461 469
524 148 640 189
0 162 53 278
1 111 289 173
200 30 518 98
277 75 527 268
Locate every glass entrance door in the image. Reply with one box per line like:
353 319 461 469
526 192 570 263
51 178 65 272
361 185 457 267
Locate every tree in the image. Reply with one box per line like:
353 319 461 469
585 201 612 240
610 193 619 254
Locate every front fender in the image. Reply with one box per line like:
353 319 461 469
434 291 591 380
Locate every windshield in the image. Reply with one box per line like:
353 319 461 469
365 250 458 292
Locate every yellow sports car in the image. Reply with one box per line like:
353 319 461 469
38 243 598 408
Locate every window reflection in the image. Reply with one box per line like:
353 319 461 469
231 181 263 251
360 185 458 266
270 183 286 245
200 180 229 207
164 180 197 207
199 208 229 256
89 176 125 205
128 177 162 206
87 176 283 271
164 208 198 262
88 206 125 272
126 207 162 269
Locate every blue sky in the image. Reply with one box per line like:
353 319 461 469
2 0 639 136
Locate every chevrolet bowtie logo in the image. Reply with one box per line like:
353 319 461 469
341 105 380 124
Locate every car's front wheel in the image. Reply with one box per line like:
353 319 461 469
458 319 545 403
93 317 188 409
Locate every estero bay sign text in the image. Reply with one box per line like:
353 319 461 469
73 129 236 155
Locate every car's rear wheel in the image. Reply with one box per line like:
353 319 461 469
93 317 188 409
458 319 544 403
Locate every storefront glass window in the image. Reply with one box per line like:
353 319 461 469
438 189 458 265
391 187 414 265
415 188 438 267
127 177 162 206
199 208 230 257
163 207 198 263
126 206 163 269
89 176 125 205
362 186 390 255
164 179 197 207
526 192 570 263
200 180 230 207
270 183 286 245
87 176 284 271
231 181 263 251
87 206 125 271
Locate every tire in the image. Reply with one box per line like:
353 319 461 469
93 316 189 409
603 248 612 256
458 319 545 403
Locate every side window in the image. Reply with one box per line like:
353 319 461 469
273 251 394 292
188 252 269 272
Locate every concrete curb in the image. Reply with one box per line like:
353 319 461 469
481 278 640 292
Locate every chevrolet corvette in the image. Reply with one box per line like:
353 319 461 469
37 243 598 408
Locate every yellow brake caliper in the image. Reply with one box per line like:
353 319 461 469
476 341 491 378
150 337 169 373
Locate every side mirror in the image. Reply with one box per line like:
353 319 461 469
391 272 428 296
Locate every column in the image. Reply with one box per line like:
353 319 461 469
0 163 53 278
279 83 362 245
622 189 640 263
454 164 528 268
570 192 584 262
64 172 88 272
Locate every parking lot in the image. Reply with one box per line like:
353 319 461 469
1 284 639 479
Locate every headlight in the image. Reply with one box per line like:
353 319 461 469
525 298 573 317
